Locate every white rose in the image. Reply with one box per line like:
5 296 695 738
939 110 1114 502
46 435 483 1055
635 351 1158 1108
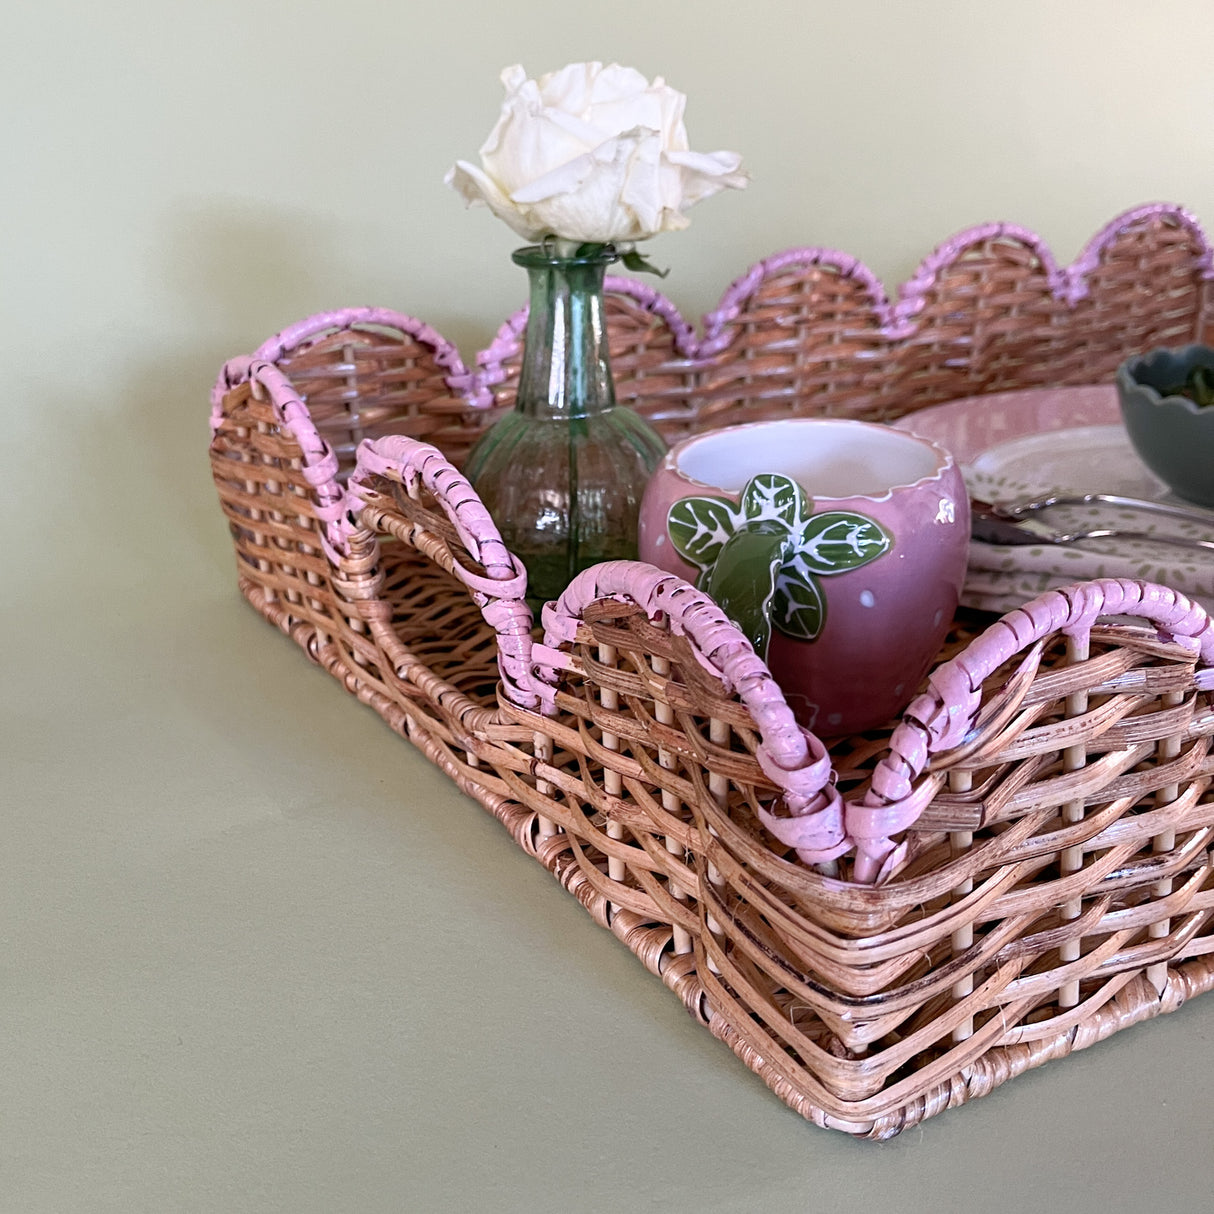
445 62 748 245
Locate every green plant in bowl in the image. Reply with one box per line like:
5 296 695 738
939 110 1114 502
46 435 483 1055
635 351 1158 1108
1161 364 1214 408
1115 343 1214 507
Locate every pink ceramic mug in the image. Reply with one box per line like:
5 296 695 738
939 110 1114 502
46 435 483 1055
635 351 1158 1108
638 418 969 735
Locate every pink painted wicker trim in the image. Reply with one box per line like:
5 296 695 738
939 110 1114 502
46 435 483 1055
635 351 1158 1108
474 309 529 396
849 578 1214 883
698 247 894 356
346 437 514 573
470 203 1211 382
1068 202 1214 298
221 359 348 566
700 203 1213 354
250 306 469 376
602 273 701 356
208 308 483 560
210 307 475 434
537 562 848 864
211 203 1212 433
209 355 255 432
346 436 540 709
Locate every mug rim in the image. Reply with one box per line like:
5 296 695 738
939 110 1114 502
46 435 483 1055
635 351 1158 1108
662 416 957 503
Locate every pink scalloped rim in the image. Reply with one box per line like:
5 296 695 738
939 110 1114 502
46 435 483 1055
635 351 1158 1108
213 203 1214 441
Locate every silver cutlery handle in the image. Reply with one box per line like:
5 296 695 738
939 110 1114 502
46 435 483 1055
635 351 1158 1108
1010 492 1214 528
1055 527 1214 552
972 506 1214 551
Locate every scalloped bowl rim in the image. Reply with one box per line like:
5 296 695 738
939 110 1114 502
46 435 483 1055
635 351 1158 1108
1116 343 1214 418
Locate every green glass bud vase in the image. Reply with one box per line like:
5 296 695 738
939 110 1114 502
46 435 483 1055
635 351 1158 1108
464 245 668 608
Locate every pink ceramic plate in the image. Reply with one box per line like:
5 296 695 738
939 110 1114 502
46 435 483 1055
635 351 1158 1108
890 384 1120 468
890 384 1214 506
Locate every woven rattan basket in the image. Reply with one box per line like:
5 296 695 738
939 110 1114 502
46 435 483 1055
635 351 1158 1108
209 203 1214 1137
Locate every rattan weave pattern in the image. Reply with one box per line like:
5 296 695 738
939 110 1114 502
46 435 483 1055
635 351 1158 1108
209 204 1214 1136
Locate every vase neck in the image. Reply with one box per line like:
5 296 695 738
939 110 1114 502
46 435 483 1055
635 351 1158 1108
513 246 617 420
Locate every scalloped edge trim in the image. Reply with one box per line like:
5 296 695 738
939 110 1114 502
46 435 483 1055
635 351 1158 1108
215 201 1214 429
208 203 1214 570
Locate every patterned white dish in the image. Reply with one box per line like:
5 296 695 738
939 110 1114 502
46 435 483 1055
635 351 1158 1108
968 424 1167 500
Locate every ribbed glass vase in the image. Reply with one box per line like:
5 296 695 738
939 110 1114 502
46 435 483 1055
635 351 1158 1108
464 245 667 608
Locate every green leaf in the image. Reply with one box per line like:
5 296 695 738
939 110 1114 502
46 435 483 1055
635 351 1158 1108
1187 365 1214 407
1164 364 1214 408
667 495 739 569
621 249 670 278
795 511 892 575
701 528 789 659
740 473 810 529
772 562 827 641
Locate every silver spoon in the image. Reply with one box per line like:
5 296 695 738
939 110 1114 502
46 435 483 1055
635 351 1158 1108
971 506 1214 553
975 492 1213 528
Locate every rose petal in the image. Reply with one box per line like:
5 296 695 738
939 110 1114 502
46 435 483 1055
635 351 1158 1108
447 61 747 245
666 147 750 205
490 113 595 197
616 128 666 236
445 160 547 241
535 61 601 112
583 62 652 105
499 64 528 93
508 146 597 202
520 143 638 243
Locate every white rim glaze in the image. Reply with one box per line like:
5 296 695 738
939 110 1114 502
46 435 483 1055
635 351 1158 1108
665 417 954 502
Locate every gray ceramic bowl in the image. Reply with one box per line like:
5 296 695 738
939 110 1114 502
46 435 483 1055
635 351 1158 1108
1115 343 1214 506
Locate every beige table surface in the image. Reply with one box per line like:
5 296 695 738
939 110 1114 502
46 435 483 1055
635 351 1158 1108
6 403 1214 1213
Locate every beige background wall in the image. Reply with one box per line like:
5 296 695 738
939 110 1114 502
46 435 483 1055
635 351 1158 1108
6 4 1214 1210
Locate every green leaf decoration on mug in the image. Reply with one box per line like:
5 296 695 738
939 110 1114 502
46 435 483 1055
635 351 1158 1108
772 555 828 642
741 472 813 528
665 494 737 568
700 526 788 656
795 511 893 576
666 473 893 654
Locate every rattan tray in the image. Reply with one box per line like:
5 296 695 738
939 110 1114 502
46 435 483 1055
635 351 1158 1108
209 203 1214 1137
